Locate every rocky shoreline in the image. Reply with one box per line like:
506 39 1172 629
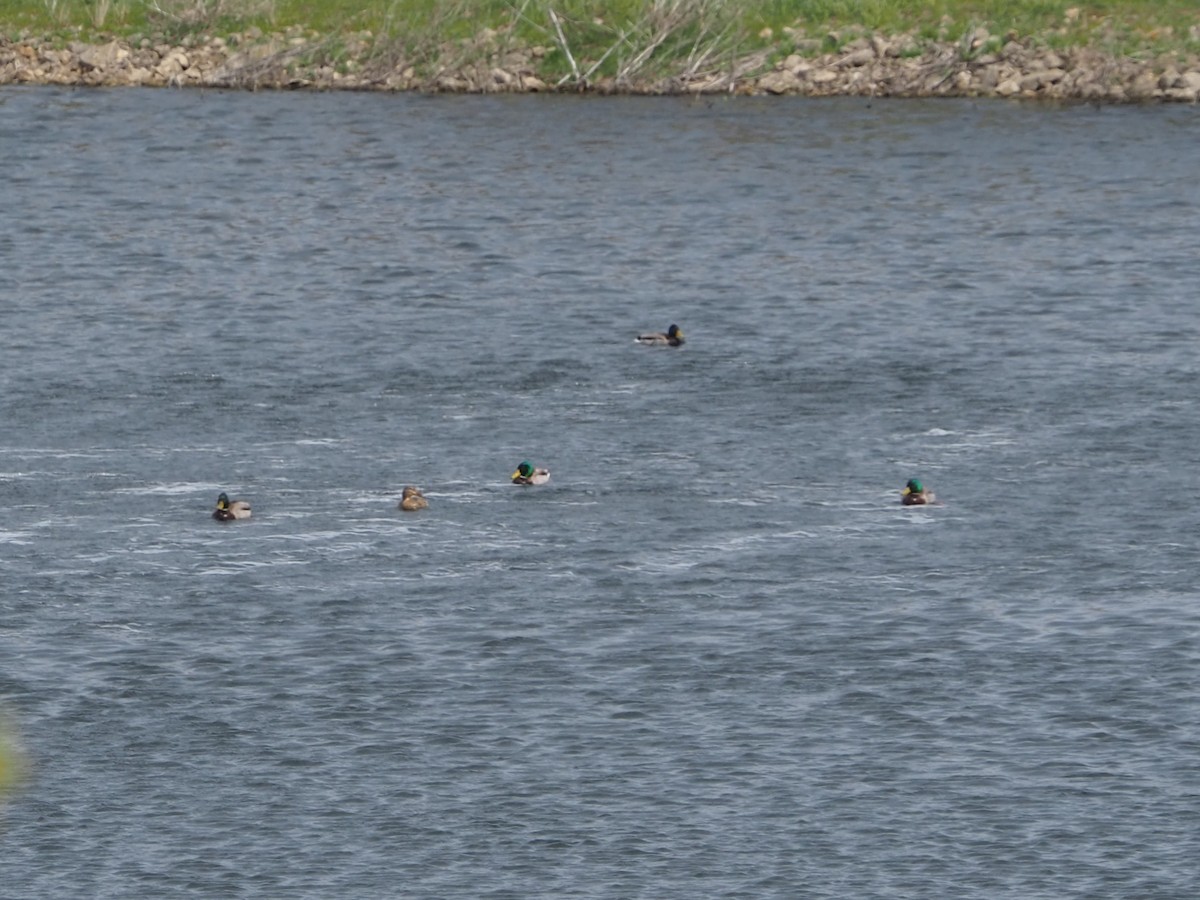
3 27 1200 102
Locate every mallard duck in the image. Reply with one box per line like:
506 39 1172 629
900 479 935 506
511 461 550 485
213 492 252 521
398 485 428 511
636 323 684 346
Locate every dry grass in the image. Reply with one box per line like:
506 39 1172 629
144 0 277 29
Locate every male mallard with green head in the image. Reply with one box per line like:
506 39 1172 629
213 492 252 521
636 324 684 347
399 485 429 511
511 461 550 485
900 479 934 506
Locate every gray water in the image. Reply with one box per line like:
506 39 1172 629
2 87 1199 898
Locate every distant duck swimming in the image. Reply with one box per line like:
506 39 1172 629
213 492 252 521
901 479 935 506
398 485 429 511
636 324 684 347
511 461 550 485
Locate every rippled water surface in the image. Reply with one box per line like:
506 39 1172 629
2 87 1199 898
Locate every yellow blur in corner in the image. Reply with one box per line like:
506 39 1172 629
0 715 29 799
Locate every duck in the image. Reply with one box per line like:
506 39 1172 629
511 461 550 485
636 323 684 346
398 485 429 511
212 492 252 521
900 479 935 506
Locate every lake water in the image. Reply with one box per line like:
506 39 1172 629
2 86 1199 898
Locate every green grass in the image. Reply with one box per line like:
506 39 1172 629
1 1 1196 71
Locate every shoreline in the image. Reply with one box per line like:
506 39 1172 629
3 28 1199 102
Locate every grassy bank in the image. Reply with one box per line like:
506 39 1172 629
2 1 1198 95
4 2 1199 57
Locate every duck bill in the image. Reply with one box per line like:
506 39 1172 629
900 487 912 496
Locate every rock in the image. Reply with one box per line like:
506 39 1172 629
921 70 950 93
976 64 1000 89
0 29 1197 102
757 69 801 94
76 41 129 72
155 50 188 79
1128 70 1159 99
845 69 872 91
838 47 875 67
1020 67 1065 91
